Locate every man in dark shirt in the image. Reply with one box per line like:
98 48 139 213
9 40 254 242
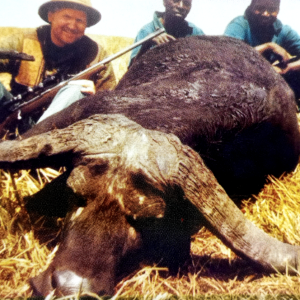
129 0 204 66
224 0 300 105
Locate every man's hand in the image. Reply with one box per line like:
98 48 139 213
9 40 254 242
152 33 176 45
273 60 300 75
255 42 290 64
68 79 96 95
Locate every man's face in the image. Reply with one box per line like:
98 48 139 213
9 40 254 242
250 0 279 26
163 0 192 20
48 8 87 47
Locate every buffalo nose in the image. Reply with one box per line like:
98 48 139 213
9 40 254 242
52 270 91 296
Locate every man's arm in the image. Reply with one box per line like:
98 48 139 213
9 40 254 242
224 16 248 40
129 31 176 67
257 26 300 75
254 42 300 75
255 43 291 63
151 33 176 45
274 59 300 74
129 26 155 67
271 25 300 74
280 25 300 57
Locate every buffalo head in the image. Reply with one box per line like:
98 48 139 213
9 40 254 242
0 114 299 296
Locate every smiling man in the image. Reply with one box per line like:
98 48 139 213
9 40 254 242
129 0 204 66
47 7 88 47
224 0 300 107
0 0 116 131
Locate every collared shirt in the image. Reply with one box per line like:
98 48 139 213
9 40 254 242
224 16 300 58
129 11 204 65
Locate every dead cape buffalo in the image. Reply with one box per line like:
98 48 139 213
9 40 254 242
0 35 299 296
24 35 300 196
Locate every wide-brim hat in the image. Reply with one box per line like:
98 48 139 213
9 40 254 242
39 0 101 27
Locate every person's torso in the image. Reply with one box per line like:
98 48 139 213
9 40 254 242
12 25 99 96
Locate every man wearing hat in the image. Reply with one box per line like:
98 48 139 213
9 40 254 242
224 0 300 106
0 0 116 131
129 0 204 66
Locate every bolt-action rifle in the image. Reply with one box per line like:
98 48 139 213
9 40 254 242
0 28 165 135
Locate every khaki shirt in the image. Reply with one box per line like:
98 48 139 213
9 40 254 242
0 28 117 92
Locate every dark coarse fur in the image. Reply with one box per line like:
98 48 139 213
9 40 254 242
24 35 300 195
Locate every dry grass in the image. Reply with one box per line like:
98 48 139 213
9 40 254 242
0 168 61 298
1 135 300 298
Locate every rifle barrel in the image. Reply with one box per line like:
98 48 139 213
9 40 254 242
71 27 166 81
16 27 166 110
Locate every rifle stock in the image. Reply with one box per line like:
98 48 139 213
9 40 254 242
0 28 165 136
